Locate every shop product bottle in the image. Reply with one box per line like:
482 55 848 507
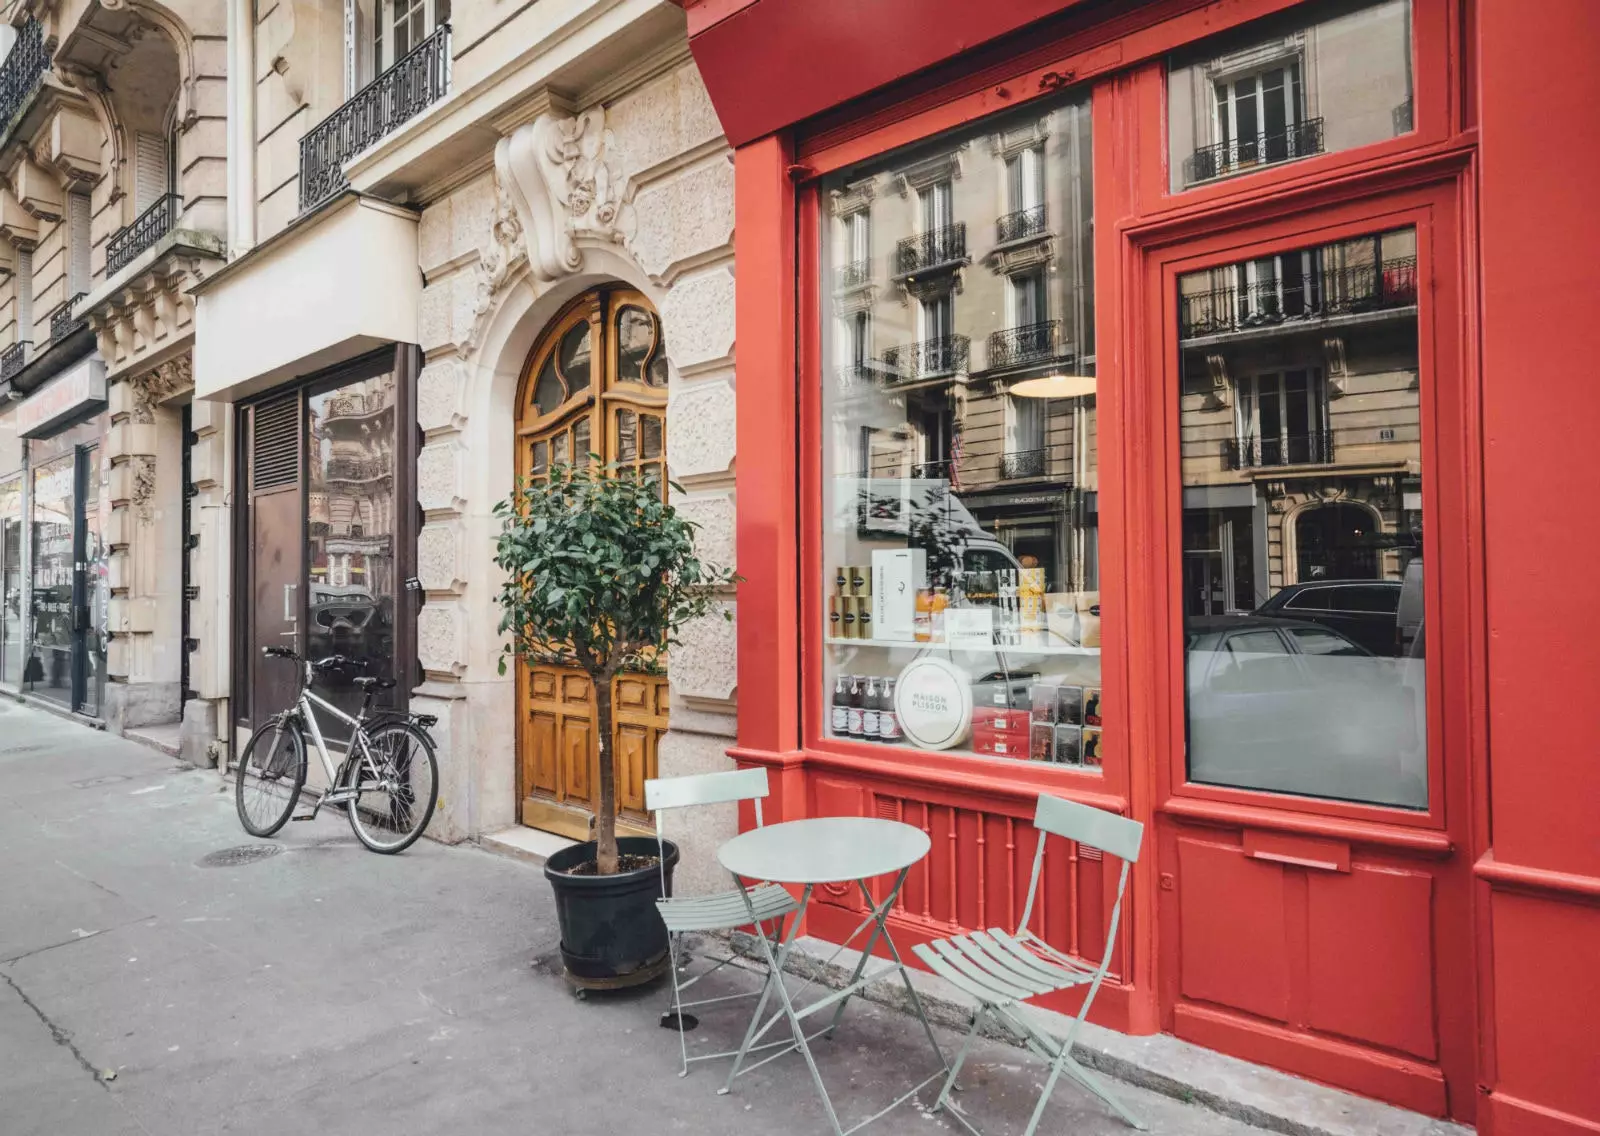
847 675 865 738
862 677 881 739
879 679 902 743
914 589 933 642
831 674 849 735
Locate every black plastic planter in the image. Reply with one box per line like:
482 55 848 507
544 836 678 990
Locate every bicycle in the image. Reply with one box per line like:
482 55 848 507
234 645 439 854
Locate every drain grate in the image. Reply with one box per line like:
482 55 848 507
197 844 284 868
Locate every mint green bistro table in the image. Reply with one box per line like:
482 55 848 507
716 816 948 1134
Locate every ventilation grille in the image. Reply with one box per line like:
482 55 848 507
251 396 300 491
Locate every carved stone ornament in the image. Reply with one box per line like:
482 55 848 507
127 356 193 425
493 108 629 286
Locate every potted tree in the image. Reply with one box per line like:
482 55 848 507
493 462 735 989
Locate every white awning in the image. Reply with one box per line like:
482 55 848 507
194 196 420 402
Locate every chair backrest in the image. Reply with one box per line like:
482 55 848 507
1034 793 1143 864
644 767 770 816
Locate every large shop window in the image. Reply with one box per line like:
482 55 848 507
1177 227 1425 808
1167 0 1414 192
820 94 1102 769
0 476 21 685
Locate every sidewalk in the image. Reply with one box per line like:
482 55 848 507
0 700 1457 1136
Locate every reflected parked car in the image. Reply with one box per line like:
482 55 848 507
1253 579 1402 656
1185 616 1424 808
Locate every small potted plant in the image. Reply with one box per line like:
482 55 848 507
493 462 735 989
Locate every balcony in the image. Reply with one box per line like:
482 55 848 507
894 223 968 277
912 459 952 480
988 321 1059 370
51 294 86 342
996 205 1047 244
324 456 389 482
1184 118 1325 185
0 343 28 382
106 195 180 276
836 260 871 290
299 24 451 213
1226 431 1334 469
0 21 48 139
1000 448 1048 479
1180 257 1418 340
882 335 970 386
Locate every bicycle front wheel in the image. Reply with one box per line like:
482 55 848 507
345 721 438 854
235 717 307 837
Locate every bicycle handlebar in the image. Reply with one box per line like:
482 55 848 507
260 646 369 673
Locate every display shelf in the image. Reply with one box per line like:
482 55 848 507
825 636 1100 657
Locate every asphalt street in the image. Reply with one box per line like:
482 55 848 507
0 697 1262 1136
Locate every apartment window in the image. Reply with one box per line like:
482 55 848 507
1011 271 1048 328
919 181 952 232
133 131 172 215
16 248 32 346
848 212 870 265
1169 0 1414 190
67 192 90 298
1005 392 1045 456
919 291 953 344
1006 147 1044 213
1235 369 1329 467
374 0 450 74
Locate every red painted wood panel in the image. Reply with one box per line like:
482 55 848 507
1307 866 1437 1060
1177 838 1291 1022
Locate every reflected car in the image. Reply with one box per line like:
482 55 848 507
307 588 394 683
1253 579 1402 656
1185 616 1424 807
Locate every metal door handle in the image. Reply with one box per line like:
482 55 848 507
283 583 297 622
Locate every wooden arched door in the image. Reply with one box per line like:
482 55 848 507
514 287 670 838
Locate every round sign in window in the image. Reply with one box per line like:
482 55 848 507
894 656 973 751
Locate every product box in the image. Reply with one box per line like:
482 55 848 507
871 549 925 642
1030 722 1056 761
1054 723 1082 765
1056 684 1084 726
946 605 996 647
1082 727 1104 769
972 705 1027 733
971 678 1027 711
849 565 871 597
1083 688 1102 727
1029 678 1061 724
840 597 860 639
828 595 843 638
974 733 1028 759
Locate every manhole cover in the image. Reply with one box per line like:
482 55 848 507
197 845 284 868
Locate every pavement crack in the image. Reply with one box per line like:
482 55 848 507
0 915 158 965
0 968 109 1089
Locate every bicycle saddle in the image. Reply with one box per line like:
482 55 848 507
352 676 397 690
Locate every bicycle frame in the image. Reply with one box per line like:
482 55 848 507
278 660 385 810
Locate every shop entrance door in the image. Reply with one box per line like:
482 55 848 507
241 394 304 730
1153 212 1477 1121
513 288 670 840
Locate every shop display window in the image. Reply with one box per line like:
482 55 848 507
819 93 1104 770
1167 0 1414 193
1177 226 1426 808
0 476 21 685
30 455 76 707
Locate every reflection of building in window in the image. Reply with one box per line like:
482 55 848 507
1178 228 1420 619
1169 0 1413 190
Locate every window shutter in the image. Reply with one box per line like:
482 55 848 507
68 193 90 297
251 395 301 492
16 249 32 345
135 132 169 214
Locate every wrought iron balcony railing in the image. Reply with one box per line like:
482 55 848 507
1180 256 1418 339
50 293 86 342
911 459 952 480
996 204 1047 244
0 342 29 382
0 20 49 138
882 334 970 384
1001 448 1048 479
299 23 451 212
107 194 181 275
836 260 871 289
894 223 967 276
1184 117 1325 185
1226 431 1334 469
988 320 1059 370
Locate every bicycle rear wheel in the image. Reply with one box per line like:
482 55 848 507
235 717 307 837
345 721 438 854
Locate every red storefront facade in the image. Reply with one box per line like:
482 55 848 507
683 1 1600 1131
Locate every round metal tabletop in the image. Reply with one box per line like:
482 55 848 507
718 816 932 885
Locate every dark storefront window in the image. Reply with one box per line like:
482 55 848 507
819 93 1104 769
29 455 75 706
1178 227 1425 808
1167 0 1414 191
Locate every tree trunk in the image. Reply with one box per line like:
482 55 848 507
592 670 619 874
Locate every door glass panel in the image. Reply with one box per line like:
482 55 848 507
559 323 592 394
530 439 548 475
572 416 591 462
616 306 657 385
306 371 398 735
616 409 637 462
29 455 75 706
551 431 569 467
818 92 1099 768
1179 226 1425 808
532 356 563 416
640 414 662 460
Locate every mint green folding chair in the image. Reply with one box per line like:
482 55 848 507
912 794 1146 1135
645 768 801 1077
